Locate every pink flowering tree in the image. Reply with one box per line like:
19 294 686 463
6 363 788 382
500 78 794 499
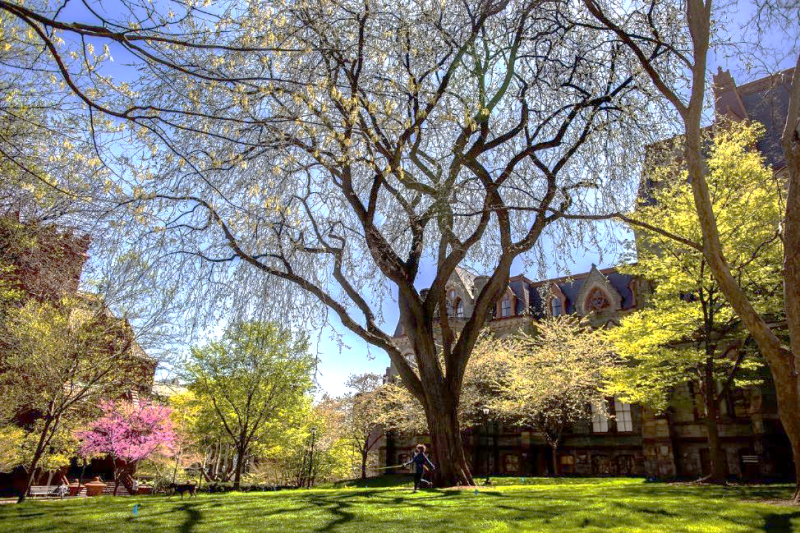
78 401 176 495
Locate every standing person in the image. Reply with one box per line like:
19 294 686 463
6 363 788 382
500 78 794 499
404 444 435 492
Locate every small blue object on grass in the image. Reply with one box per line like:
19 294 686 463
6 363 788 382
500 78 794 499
474 489 479 495
133 504 140 516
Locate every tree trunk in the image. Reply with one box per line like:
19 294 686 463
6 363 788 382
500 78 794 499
172 444 182 484
19 416 54 503
701 375 726 483
550 444 559 477
361 443 368 480
422 387 473 487
781 54 800 503
213 442 222 480
233 444 246 490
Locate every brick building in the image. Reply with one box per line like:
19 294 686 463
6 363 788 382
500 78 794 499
0 216 156 495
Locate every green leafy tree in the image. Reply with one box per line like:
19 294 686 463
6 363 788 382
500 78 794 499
184 321 315 489
254 396 315 486
480 317 615 476
0 425 25 473
340 373 387 479
0 296 145 502
304 397 354 485
606 121 780 481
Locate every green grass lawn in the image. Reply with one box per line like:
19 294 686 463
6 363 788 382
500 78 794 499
1 478 798 533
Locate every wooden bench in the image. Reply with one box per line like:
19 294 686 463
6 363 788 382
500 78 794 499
28 486 66 499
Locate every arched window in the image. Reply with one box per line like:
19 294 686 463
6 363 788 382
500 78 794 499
455 299 464 318
586 287 610 312
501 297 512 317
550 297 563 316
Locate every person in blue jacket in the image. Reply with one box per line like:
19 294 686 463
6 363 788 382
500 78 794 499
404 443 436 492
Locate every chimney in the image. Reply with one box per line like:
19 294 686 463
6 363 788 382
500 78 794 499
713 67 736 94
712 67 748 120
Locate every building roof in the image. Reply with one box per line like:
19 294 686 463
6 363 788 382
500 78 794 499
713 67 794 169
526 266 635 317
391 265 637 336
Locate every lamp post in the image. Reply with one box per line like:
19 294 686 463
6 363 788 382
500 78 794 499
307 427 317 488
482 408 490 485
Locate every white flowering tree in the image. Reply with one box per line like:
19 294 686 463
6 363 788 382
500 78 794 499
0 0 654 485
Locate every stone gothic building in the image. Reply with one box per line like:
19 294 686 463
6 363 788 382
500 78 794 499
378 67 795 480
382 265 791 479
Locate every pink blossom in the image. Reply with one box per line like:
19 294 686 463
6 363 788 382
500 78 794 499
77 400 177 463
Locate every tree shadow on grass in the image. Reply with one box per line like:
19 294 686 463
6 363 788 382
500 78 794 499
159 502 202 533
612 501 680 518
129 502 204 533
495 503 565 522
306 492 358 532
762 511 800 532
0 511 45 521
627 483 795 502
302 488 473 531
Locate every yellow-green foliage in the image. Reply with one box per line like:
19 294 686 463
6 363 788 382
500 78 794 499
477 316 615 445
185 321 316 484
0 297 139 474
605 121 780 410
0 425 25 472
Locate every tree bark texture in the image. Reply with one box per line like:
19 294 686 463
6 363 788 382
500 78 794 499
782 55 800 501
422 385 473 487
703 365 726 482
361 441 368 480
233 445 246 490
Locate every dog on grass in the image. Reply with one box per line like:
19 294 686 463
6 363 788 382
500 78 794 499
168 483 198 499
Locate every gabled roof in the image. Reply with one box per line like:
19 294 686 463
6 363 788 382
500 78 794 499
453 266 477 299
527 266 636 316
392 265 637 336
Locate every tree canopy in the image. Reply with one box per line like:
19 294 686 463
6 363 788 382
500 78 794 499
184 321 315 489
0 0 657 485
